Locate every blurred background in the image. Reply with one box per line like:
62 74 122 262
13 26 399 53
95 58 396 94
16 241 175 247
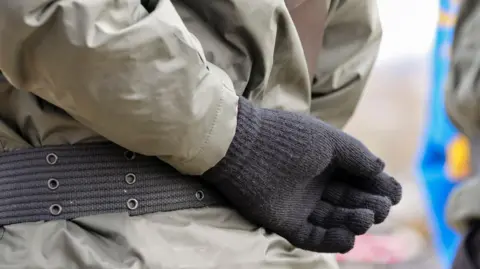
337 0 459 268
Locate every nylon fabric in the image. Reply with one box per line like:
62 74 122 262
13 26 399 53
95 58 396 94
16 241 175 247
0 208 339 269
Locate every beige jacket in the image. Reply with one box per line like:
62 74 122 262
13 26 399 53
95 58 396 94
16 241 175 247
0 1 382 268
0 0 381 175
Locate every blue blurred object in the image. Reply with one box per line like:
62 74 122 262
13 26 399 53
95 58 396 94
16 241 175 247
417 0 461 268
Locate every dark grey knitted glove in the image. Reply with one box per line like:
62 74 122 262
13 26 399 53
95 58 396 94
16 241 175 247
203 98 402 253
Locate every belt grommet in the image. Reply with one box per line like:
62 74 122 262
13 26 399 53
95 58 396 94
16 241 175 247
195 190 205 201
46 153 58 165
47 178 60 190
125 173 136 185
49 204 63 216
127 198 139 210
124 151 136 160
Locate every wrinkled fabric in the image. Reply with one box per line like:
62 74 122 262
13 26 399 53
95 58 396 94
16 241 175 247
0 0 242 176
0 207 339 269
445 0 480 233
0 0 382 268
0 0 381 163
446 0 480 138
310 0 382 128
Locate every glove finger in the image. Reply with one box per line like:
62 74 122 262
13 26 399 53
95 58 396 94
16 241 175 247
309 200 374 235
321 228 356 254
291 223 355 253
323 180 393 224
333 131 386 177
339 171 402 205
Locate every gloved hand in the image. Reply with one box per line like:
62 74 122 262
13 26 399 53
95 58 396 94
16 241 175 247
203 98 402 253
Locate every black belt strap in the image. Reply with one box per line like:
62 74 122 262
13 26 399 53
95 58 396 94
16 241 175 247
0 143 225 226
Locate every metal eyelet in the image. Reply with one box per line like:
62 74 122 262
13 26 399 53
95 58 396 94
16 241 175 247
126 198 139 210
125 173 136 185
46 153 58 165
47 178 60 190
49 204 63 216
195 190 205 201
124 151 136 160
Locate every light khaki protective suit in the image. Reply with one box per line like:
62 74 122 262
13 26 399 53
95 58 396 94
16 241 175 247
0 0 382 268
446 0 480 234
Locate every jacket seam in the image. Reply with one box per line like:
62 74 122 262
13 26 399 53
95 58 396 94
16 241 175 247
178 85 228 169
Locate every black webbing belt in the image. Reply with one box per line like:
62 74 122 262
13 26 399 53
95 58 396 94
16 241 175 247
0 143 226 226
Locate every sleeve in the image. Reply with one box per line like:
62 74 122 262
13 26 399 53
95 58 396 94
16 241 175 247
445 0 480 138
310 0 382 128
0 0 239 175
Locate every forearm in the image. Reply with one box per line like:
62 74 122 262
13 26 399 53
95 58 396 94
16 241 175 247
0 0 239 175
